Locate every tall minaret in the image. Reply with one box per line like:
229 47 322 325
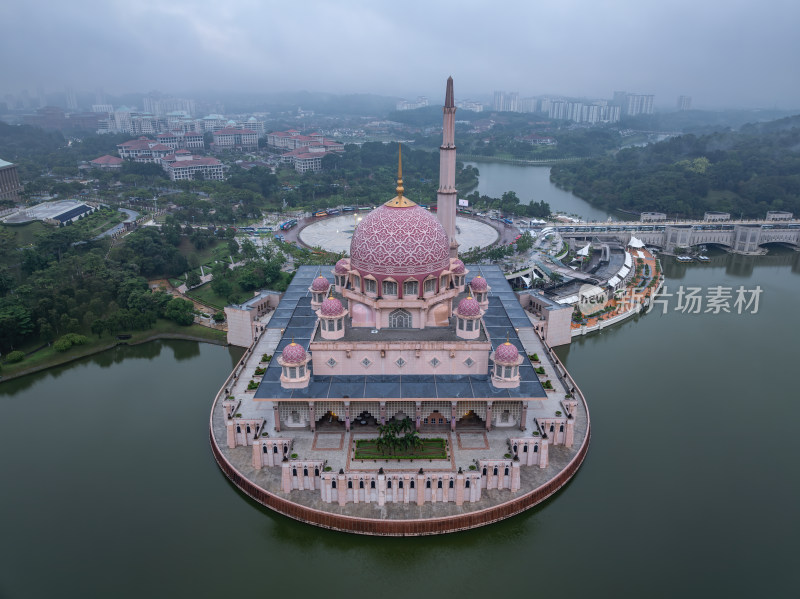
437 76 458 258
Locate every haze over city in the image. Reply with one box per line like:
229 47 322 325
3 0 800 109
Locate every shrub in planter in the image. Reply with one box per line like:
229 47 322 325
324 466 332 472
261 354 269 362
504 453 512 459
542 380 553 389
246 380 258 390
290 453 298 459
254 367 266 375
555 411 562 416
468 465 477 471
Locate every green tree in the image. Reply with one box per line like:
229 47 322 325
164 298 194 326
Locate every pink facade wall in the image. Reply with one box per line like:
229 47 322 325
309 340 491 377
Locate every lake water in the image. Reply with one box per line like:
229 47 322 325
464 161 615 222
1 193 797 596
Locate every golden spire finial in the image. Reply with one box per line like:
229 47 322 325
396 144 404 198
384 144 416 207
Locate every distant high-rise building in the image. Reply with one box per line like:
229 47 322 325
395 96 429 111
65 87 78 111
677 95 692 111
519 97 539 113
143 94 196 117
623 93 654 116
492 91 519 112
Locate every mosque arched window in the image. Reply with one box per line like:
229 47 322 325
389 309 412 329
423 278 436 295
364 278 377 294
403 279 419 298
352 275 361 291
382 280 398 297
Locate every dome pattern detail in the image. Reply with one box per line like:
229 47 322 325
350 205 450 280
334 259 349 274
320 297 345 317
282 342 307 364
451 259 466 274
469 276 488 291
311 276 331 291
457 296 481 317
494 342 519 364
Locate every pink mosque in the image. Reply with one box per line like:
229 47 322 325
212 78 590 535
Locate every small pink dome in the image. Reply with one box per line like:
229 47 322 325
320 297 345 317
495 342 519 364
451 259 466 274
334 259 349 274
282 342 307 364
470 276 488 292
457 296 481 317
311 276 331 292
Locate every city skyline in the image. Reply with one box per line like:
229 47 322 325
2 0 800 110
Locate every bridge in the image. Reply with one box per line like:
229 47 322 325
550 217 800 255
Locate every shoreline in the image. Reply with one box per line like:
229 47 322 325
0 330 227 384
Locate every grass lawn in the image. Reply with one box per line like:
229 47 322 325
3 221 48 248
354 438 448 460
177 237 223 263
185 282 228 309
1 320 225 381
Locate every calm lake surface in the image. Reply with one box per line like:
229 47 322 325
464 161 615 222
2 167 798 596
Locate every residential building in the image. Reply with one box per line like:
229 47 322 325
161 151 225 181
212 127 259 152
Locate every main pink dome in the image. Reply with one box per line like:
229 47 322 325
311 276 331 291
457 296 481 317
320 297 345 317
470 276 488 291
495 342 519 364
282 342 307 364
350 204 450 282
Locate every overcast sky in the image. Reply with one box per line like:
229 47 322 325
3 0 799 109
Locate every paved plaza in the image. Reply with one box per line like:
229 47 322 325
299 214 498 253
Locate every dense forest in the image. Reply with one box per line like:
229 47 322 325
550 115 800 219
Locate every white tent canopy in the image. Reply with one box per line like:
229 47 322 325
576 243 591 256
628 236 645 248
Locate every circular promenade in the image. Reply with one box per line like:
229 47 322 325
299 214 499 254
